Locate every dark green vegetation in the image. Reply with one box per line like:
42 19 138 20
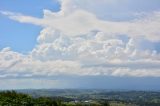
0 91 109 106
0 91 65 106
0 90 160 106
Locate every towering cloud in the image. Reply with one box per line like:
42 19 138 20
0 0 160 78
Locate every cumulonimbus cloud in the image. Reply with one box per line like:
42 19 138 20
0 0 160 78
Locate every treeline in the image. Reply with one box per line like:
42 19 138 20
0 91 60 106
0 91 110 106
1 90 160 106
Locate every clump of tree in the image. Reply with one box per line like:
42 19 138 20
0 91 110 106
0 91 64 106
0 90 34 106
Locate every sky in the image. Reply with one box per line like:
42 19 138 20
0 0 160 90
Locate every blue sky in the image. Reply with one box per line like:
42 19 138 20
0 0 60 53
0 0 160 89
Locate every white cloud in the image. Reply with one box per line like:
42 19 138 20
37 28 61 44
0 0 160 78
2 9 160 42
1 36 160 77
